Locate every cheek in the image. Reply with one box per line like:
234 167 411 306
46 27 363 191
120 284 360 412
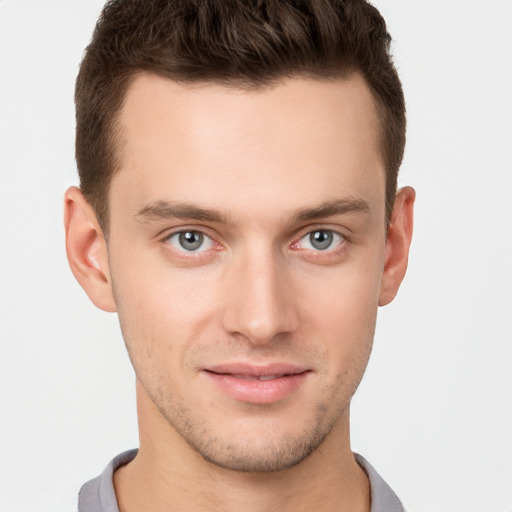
307 276 378 407
110 238 217 321
296 249 383 367
109 246 223 372
299 249 383 323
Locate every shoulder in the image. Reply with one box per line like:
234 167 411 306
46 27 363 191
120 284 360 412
354 453 405 512
78 449 138 512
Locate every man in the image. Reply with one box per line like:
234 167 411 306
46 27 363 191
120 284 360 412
65 0 414 510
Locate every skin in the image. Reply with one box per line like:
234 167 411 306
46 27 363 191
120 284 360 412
65 72 414 512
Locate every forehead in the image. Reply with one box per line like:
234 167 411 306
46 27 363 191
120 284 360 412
112 73 384 222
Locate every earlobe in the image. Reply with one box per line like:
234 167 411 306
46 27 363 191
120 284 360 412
378 186 415 306
64 186 117 312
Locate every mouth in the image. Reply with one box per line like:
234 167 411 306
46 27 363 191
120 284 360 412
218 373 296 381
202 364 311 404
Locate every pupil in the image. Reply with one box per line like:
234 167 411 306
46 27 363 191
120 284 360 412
310 230 332 250
179 231 203 250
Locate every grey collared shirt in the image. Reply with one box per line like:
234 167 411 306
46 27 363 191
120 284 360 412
78 449 404 511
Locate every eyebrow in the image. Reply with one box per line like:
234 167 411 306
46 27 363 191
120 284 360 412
135 197 370 224
135 201 229 223
293 198 370 221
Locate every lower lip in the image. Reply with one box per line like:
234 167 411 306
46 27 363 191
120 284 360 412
203 371 309 404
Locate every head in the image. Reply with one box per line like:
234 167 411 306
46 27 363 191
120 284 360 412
75 0 406 233
66 0 414 473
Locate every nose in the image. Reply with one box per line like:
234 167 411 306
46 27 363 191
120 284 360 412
221 247 299 345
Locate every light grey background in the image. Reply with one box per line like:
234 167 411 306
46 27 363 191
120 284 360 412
0 1 511 511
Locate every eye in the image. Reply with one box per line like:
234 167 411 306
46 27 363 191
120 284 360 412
166 230 214 252
298 229 344 251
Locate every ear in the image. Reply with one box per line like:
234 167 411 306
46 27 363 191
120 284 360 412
379 186 415 306
64 186 116 312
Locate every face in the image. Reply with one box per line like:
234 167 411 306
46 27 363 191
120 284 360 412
99 73 393 471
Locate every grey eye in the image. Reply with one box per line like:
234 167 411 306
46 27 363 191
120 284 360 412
179 231 203 251
309 230 333 250
166 231 213 252
298 230 344 251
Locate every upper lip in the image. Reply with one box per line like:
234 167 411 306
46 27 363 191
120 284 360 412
204 363 310 378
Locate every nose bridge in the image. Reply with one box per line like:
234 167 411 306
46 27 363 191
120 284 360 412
221 240 298 344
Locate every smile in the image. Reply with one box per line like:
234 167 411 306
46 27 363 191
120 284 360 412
229 374 286 381
202 364 310 404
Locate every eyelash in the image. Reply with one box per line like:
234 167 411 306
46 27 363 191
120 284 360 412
292 229 346 252
161 228 222 261
161 226 349 260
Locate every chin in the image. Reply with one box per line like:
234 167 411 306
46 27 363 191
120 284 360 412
169 405 339 473
190 431 328 473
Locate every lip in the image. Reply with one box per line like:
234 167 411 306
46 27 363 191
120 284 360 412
202 363 310 404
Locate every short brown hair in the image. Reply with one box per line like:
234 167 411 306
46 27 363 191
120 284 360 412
75 0 405 230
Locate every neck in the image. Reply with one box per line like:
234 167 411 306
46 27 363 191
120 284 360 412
114 383 370 512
